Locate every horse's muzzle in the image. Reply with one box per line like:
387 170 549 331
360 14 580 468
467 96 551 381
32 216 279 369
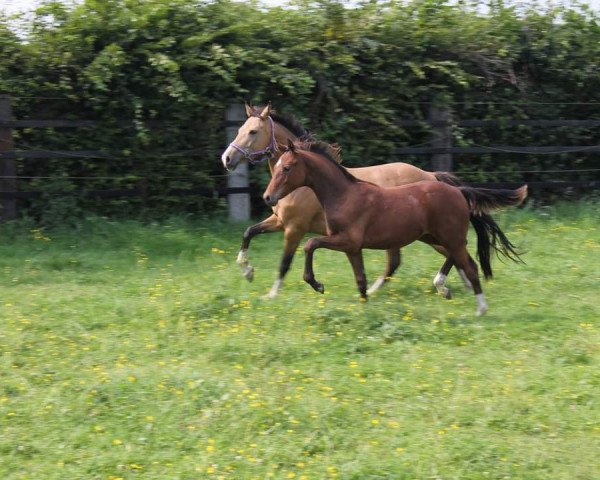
221 148 241 171
263 192 278 207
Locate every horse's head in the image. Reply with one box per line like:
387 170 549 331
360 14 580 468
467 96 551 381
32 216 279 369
263 139 307 207
221 103 276 171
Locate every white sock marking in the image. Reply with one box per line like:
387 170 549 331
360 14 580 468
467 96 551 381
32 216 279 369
458 269 473 289
266 279 283 299
367 276 386 295
237 249 248 265
476 293 488 316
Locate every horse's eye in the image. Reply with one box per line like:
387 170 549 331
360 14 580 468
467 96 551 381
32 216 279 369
249 130 258 135
283 165 291 173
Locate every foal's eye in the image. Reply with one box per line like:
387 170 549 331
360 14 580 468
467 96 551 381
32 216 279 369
249 130 258 135
283 165 291 173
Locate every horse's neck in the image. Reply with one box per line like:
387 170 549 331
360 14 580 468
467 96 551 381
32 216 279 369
304 154 355 211
267 122 298 175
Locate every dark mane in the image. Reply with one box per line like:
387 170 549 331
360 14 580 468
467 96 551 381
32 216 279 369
250 106 311 140
295 140 359 183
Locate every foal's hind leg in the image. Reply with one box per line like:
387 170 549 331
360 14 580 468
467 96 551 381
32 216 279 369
237 214 283 281
367 249 401 295
451 247 488 316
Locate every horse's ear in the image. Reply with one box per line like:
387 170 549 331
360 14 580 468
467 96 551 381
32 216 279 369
286 139 295 152
245 102 254 117
259 102 272 119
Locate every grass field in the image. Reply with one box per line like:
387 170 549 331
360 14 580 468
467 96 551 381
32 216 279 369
1 202 599 480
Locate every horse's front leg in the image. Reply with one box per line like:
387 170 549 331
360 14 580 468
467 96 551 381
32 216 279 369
264 227 305 299
433 257 454 299
237 214 283 281
303 234 355 294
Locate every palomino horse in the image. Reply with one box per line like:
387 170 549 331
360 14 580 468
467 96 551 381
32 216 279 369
263 140 527 315
221 103 466 298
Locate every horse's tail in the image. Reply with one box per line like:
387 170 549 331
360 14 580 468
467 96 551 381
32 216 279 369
459 185 527 279
434 171 463 186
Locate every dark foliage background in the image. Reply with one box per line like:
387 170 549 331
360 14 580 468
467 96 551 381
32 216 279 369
1 0 598 221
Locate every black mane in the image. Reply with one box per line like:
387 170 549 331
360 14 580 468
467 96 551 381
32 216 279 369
295 140 358 183
251 106 311 140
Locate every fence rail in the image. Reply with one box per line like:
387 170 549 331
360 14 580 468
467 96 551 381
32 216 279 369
0 180 596 202
0 185 253 200
394 145 600 155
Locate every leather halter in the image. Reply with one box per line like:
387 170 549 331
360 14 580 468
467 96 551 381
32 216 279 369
229 116 277 165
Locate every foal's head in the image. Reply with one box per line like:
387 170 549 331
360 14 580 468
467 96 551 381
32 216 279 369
263 140 341 207
221 103 275 171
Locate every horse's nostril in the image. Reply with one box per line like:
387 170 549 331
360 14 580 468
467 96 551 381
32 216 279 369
225 156 231 166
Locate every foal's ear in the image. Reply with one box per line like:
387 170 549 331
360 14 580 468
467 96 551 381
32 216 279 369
244 102 254 118
259 102 272 119
331 143 342 163
286 139 296 152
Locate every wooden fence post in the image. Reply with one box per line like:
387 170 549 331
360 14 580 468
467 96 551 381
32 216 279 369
0 94 17 221
225 103 250 221
428 105 453 172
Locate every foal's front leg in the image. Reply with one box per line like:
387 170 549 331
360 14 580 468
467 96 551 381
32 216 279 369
303 234 356 294
367 248 401 295
346 251 368 300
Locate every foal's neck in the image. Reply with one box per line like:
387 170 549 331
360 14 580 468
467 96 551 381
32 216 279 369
304 153 356 210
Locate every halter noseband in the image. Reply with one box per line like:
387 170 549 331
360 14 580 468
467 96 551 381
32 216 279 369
229 116 278 165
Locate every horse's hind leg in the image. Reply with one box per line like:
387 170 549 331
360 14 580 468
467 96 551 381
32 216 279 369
367 249 401 295
451 247 487 316
430 243 472 290
237 214 283 281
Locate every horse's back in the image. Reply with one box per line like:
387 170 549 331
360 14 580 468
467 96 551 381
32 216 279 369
349 162 436 187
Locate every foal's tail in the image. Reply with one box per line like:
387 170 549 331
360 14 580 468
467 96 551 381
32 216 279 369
460 185 528 216
460 185 528 280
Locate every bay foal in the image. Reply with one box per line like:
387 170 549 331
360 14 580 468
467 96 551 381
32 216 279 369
263 140 527 315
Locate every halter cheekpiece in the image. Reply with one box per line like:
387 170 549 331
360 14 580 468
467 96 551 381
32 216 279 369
229 116 277 165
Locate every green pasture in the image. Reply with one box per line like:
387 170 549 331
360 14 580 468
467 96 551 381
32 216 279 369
1 202 599 479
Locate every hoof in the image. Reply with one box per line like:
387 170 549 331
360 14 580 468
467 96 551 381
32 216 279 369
476 305 488 316
243 266 254 282
444 288 452 300
314 282 325 294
